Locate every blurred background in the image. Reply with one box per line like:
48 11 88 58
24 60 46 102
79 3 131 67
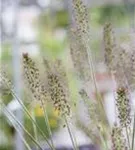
0 0 135 150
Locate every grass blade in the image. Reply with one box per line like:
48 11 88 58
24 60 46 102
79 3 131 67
1 102 43 150
132 111 135 150
31 109 39 150
64 115 78 150
0 74 54 149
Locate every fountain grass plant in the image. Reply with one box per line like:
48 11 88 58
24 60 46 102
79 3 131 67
0 0 135 150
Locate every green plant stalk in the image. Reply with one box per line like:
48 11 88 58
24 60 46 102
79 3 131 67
64 115 78 150
22 59 55 149
125 125 131 150
110 72 117 122
2 102 43 150
99 131 108 150
82 38 109 149
31 109 38 150
17 127 33 150
84 38 107 118
83 95 108 149
131 111 135 150
72 130 78 150
8 117 32 150
40 99 55 150
101 127 109 150
82 97 102 147
1 76 54 150
10 89 53 149
49 114 78 149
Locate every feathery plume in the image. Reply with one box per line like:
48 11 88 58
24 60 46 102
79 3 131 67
43 58 70 116
79 89 98 120
79 89 109 141
72 0 89 37
69 0 91 83
118 33 135 90
111 124 128 150
22 53 50 103
0 67 14 99
0 69 13 89
76 119 101 146
116 87 131 127
115 47 129 88
53 59 69 90
70 29 91 82
103 23 117 72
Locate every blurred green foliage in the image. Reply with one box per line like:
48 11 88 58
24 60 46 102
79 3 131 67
1 44 12 63
38 31 66 57
55 10 69 28
0 44 13 104
0 91 13 105
37 4 130 59
38 10 67 58
0 115 14 150
90 4 129 26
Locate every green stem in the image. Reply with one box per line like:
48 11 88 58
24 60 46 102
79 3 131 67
4 109 32 150
80 91 108 149
31 109 38 150
10 120 32 150
101 127 108 150
125 125 130 150
83 38 108 125
18 129 33 150
2 103 43 150
131 111 135 150
82 39 109 149
64 116 78 150
110 72 117 123
40 100 55 150
2 78 53 149
99 132 107 150
11 89 53 149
